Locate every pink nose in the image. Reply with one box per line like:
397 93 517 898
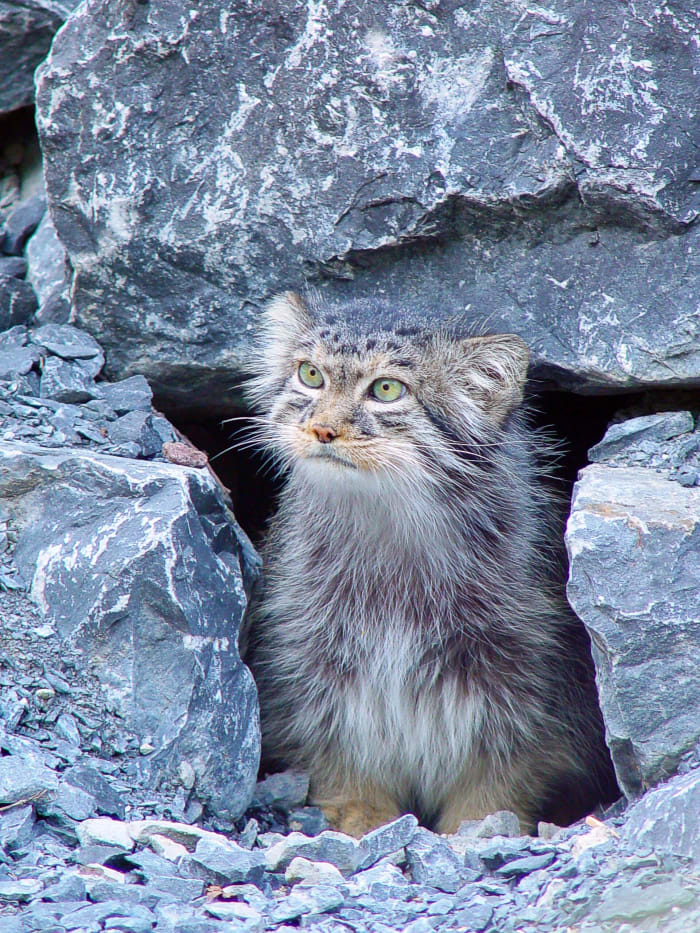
312 424 338 444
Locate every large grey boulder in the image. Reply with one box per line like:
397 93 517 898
35 0 700 411
0 440 261 822
0 1 74 115
566 459 700 799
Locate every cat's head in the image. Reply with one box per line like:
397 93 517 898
245 292 529 483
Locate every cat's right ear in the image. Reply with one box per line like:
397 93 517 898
262 291 314 344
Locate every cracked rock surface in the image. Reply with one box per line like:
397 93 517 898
566 411 700 799
35 0 700 410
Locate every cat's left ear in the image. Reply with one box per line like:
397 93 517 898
458 334 530 422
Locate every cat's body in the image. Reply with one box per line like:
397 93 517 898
244 292 616 835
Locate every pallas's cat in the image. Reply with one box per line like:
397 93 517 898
244 291 615 836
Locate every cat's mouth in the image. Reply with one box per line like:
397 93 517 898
306 447 359 470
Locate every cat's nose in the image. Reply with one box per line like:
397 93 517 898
311 424 338 444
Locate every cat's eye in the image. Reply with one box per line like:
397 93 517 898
370 378 405 402
298 361 324 388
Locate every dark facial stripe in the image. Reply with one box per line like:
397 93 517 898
423 405 486 464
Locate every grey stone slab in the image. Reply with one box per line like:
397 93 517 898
0 1 73 114
358 815 419 870
0 803 35 850
0 275 37 329
0 324 28 349
405 828 466 893
0 753 58 805
188 835 266 885
0 346 41 378
97 375 153 414
31 323 103 361
494 851 555 878
265 830 371 877
25 212 69 306
0 878 43 902
589 412 695 462
35 780 97 826
252 770 309 811
623 769 700 864
270 883 345 923
0 440 261 821
1 194 46 255
39 356 100 403
566 464 700 797
0 257 28 278
34 0 700 410
106 410 162 458
61 764 126 819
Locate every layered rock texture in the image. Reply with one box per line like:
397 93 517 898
567 423 700 798
35 0 699 410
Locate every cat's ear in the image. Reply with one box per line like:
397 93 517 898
246 292 315 411
263 291 314 343
458 334 530 422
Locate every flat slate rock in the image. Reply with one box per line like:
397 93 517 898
624 769 700 864
0 275 38 329
567 463 700 797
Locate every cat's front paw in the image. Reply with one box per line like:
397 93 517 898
316 795 400 838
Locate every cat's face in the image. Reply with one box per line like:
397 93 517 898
246 292 529 481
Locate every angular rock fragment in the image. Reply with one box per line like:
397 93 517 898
76 817 135 851
1 194 45 255
39 355 100 403
272 885 345 924
107 411 162 458
0 752 58 805
0 257 28 278
623 769 700 865
188 835 266 885
285 856 344 886
0 1 73 114
97 374 153 414
0 879 43 903
31 323 103 362
25 212 70 316
358 814 418 869
252 770 309 811
265 830 370 876
0 441 261 821
0 274 37 328
566 464 700 797
405 828 466 893
589 412 695 462
0 346 41 378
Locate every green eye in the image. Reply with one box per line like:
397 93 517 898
298 361 324 388
370 378 405 402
